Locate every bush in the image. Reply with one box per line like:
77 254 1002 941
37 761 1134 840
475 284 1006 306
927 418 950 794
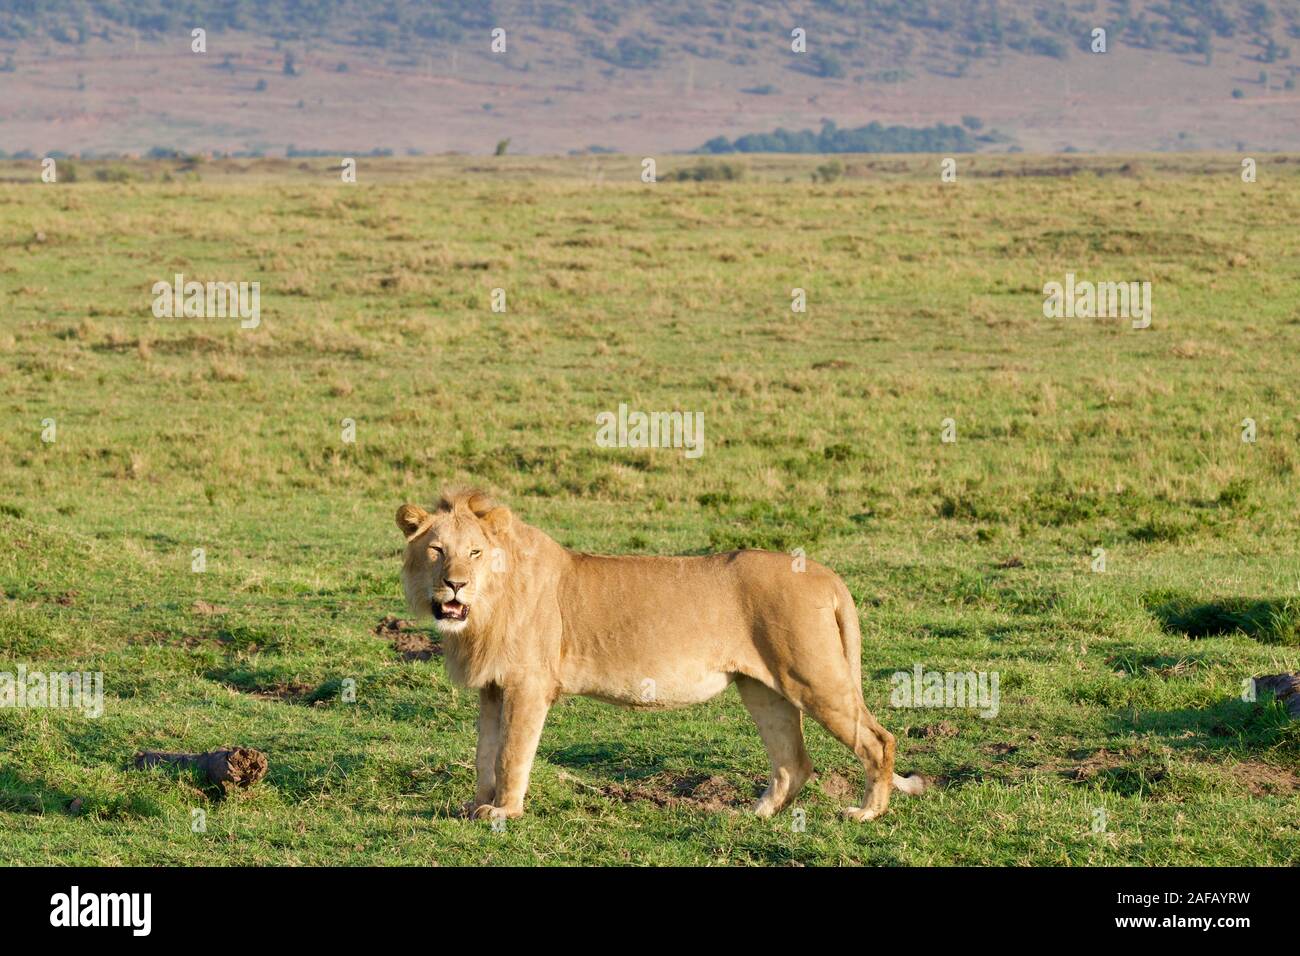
805 51 845 78
697 119 977 155
588 36 662 69
664 161 744 182
812 159 844 183
93 166 136 183
1015 35 1068 58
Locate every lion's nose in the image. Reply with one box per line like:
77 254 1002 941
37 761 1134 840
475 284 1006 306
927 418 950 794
444 579 467 593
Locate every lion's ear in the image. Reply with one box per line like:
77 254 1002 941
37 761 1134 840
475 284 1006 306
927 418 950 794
396 503 430 538
479 506 512 537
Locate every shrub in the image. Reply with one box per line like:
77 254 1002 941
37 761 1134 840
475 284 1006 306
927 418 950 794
812 159 844 183
805 51 845 78
94 166 136 183
664 161 744 182
697 119 977 155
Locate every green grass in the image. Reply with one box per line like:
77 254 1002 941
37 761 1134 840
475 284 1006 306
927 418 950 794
1 153 1298 865
1145 592 1300 645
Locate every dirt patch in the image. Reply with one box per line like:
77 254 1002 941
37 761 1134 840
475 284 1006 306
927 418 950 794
931 765 987 789
1063 748 1166 795
817 772 856 799
1062 747 1128 780
244 681 315 702
374 615 441 660
1227 761 1298 797
598 773 752 812
393 631 440 660
985 742 1020 756
373 615 413 635
191 600 231 615
54 590 78 606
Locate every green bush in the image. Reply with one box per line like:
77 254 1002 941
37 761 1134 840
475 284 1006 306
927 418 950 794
93 166 136 183
664 161 745 182
812 159 844 183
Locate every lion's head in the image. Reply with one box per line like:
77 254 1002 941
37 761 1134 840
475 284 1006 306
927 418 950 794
396 490 513 634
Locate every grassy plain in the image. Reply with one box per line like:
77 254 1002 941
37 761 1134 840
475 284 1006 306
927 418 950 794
1 152 1298 864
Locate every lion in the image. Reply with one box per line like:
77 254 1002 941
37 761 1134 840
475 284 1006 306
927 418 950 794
396 489 926 822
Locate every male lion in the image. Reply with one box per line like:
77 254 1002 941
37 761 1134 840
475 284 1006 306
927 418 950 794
396 489 926 822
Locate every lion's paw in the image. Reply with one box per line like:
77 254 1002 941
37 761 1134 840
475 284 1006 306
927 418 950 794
473 804 524 822
842 805 884 822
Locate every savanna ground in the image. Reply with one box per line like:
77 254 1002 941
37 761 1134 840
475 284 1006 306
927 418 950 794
1 152 1298 865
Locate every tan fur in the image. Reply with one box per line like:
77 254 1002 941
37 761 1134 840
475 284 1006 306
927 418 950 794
397 489 925 822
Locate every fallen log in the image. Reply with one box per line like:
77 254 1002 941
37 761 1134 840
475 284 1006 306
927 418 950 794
133 746 268 788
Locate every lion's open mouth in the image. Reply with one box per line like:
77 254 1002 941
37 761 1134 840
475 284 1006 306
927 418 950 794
434 600 469 622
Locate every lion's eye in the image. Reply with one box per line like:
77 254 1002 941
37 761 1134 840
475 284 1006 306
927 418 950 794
470 550 482 558
430 546 444 557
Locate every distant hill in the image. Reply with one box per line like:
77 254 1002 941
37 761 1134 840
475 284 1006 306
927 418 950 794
0 0 1298 156
5 0 1296 64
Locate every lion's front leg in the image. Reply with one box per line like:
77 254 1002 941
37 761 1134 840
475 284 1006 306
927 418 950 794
464 685 502 817
473 680 550 821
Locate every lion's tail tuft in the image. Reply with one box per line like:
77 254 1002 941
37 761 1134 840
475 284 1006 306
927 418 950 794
892 773 928 796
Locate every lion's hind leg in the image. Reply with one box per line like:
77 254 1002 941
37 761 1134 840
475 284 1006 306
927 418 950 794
802 689 896 822
735 676 813 818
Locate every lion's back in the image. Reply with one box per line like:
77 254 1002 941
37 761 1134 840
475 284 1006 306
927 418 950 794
561 547 848 641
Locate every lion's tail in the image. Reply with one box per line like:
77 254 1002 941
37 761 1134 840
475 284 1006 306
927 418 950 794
835 580 929 798
892 772 927 795
832 580 864 703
